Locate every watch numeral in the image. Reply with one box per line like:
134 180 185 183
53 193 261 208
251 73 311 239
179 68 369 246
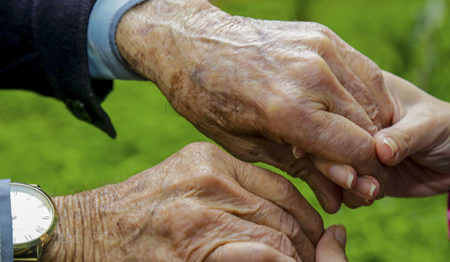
35 226 45 234
37 203 46 208
41 216 50 220
24 234 32 241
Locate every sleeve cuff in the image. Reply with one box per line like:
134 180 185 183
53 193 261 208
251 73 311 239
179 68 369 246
87 0 147 80
0 179 12 262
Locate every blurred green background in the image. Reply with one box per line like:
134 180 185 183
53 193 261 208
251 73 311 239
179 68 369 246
1 0 449 260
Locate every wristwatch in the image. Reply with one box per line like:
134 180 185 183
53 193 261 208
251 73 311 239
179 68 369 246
10 183 58 262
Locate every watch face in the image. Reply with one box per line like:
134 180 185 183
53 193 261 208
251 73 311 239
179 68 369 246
10 183 56 245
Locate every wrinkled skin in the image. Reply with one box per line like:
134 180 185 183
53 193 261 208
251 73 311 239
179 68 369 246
373 72 450 196
41 143 324 262
115 0 394 212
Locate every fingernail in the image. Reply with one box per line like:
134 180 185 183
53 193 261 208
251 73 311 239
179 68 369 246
292 145 304 159
369 183 376 198
355 177 378 199
329 166 354 189
384 138 398 160
346 173 354 189
334 225 347 246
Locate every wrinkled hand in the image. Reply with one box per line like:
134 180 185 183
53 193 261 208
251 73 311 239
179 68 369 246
41 143 324 262
116 0 394 212
373 72 450 196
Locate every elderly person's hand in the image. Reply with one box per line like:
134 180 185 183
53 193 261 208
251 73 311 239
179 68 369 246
316 225 348 262
41 143 323 262
115 0 394 213
373 71 450 196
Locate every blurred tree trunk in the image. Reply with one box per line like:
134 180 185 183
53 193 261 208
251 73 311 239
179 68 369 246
293 0 311 21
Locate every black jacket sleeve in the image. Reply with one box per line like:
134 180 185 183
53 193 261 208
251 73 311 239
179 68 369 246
0 0 116 137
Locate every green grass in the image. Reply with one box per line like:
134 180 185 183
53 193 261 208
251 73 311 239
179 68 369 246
1 0 449 261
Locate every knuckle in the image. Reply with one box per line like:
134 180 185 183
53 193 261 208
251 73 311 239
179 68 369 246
270 231 297 257
302 55 332 83
316 23 333 35
367 63 384 87
180 142 229 168
280 211 301 239
194 163 216 178
182 142 220 155
190 166 225 188
307 22 330 33
372 67 384 86
277 180 298 201
305 52 328 69
263 97 313 135
311 32 334 53
189 166 236 193
396 129 413 157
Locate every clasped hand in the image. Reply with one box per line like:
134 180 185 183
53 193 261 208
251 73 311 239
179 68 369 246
43 143 347 262
116 0 395 212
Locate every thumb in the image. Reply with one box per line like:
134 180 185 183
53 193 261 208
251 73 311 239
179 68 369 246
375 109 436 166
316 225 348 262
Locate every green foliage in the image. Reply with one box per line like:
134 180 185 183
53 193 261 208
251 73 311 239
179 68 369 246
1 0 449 261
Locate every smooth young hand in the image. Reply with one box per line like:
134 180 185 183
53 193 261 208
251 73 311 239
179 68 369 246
375 71 450 196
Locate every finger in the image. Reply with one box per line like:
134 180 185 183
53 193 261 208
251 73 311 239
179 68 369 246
296 165 343 214
316 225 348 262
311 157 380 201
320 27 394 127
259 141 343 214
310 157 357 190
205 210 303 261
296 52 378 135
342 178 379 209
344 50 393 128
209 131 342 214
231 159 324 245
302 32 384 130
270 53 384 175
202 179 315 261
311 157 370 206
375 108 438 167
282 108 385 180
353 175 380 200
258 142 343 214
342 189 370 209
206 242 298 262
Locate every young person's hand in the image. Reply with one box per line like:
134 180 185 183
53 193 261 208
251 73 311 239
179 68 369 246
375 71 450 196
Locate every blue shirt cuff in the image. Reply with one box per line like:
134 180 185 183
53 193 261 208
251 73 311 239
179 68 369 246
87 0 147 80
0 179 12 262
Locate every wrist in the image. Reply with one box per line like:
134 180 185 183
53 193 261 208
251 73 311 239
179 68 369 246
115 0 231 82
41 191 106 262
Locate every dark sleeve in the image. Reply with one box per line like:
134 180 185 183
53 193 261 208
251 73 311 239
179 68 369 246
0 0 116 137
0 179 12 262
